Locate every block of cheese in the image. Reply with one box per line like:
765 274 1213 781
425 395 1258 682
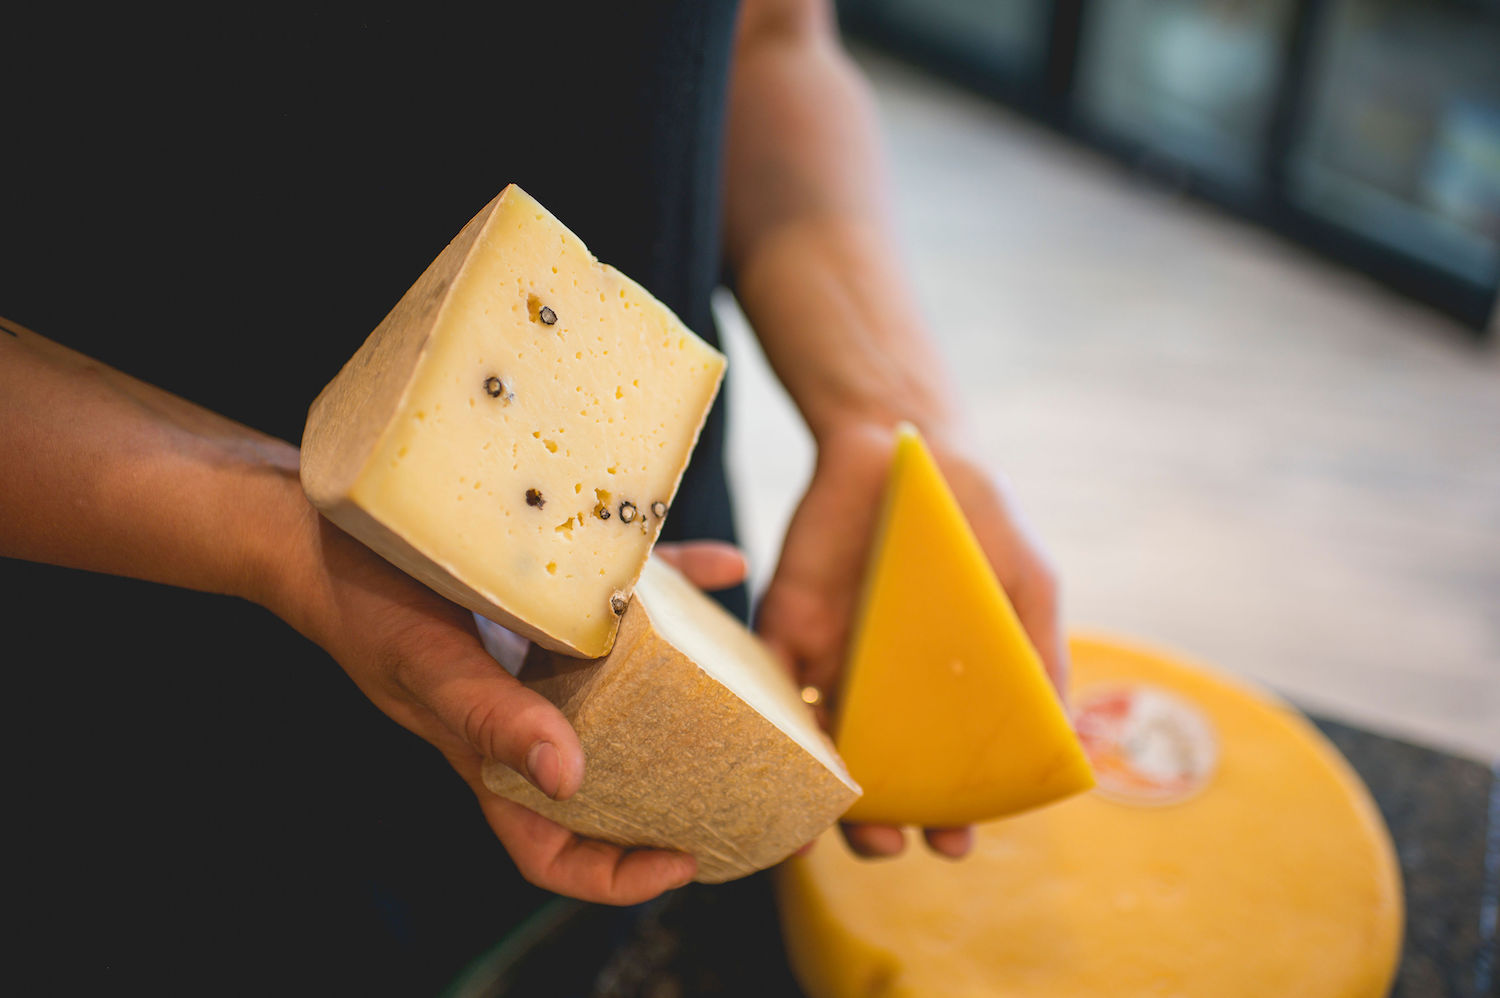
301 185 725 657
778 635 1404 998
835 426 1092 826
482 554 861 883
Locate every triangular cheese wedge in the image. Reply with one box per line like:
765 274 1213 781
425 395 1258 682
835 426 1093 826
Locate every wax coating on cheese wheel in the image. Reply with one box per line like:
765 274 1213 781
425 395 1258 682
780 635 1403 998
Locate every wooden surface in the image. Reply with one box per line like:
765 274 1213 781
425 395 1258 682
719 49 1500 763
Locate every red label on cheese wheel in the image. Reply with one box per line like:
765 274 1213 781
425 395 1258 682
1074 685 1219 806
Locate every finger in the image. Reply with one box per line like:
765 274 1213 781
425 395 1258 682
923 826 974 859
397 635 585 801
964 475 1070 703
654 541 749 591
756 579 845 694
840 822 906 858
759 632 802 685
1007 557 1070 705
1039 631 1071 708
479 793 697 905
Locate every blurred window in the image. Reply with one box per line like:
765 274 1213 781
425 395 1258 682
1075 0 1299 191
838 0 1500 327
1289 0 1500 287
871 0 1054 78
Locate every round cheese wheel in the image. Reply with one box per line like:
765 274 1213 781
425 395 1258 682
777 635 1403 998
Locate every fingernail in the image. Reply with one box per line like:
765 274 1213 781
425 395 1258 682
525 741 561 799
672 859 697 888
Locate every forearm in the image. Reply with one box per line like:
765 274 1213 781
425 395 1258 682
725 0 961 443
0 317 313 613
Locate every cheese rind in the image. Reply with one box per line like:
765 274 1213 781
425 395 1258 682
835 426 1093 825
779 635 1404 998
481 556 861 883
302 185 725 657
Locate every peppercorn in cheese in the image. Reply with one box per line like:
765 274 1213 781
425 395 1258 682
301 185 725 657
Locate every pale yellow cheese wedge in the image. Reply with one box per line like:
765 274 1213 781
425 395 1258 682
302 185 725 657
779 635 1404 998
482 555 861 883
835 426 1093 825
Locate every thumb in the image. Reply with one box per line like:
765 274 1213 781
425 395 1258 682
403 642 585 801
654 540 749 591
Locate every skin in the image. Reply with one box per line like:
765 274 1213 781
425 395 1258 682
0 319 735 903
0 0 1064 903
726 0 1065 860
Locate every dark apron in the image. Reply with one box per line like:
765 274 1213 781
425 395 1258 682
1 3 742 990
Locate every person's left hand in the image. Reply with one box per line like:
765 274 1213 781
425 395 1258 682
754 420 1066 860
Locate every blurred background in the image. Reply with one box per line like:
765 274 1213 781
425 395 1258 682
720 0 1500 762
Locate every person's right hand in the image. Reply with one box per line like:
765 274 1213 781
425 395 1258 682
756 421 1066 862
267 494 748 905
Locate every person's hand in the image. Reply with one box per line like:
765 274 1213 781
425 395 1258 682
269 499 748 905
755 420 1064 860
1 322 754 903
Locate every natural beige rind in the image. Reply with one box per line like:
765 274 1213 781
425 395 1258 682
482 557 861 883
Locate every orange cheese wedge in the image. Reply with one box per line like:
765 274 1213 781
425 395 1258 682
834 426 1093 826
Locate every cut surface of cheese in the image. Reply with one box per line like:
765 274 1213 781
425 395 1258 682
301 185 725 657
778 635 1404 998
834 426 1092 825
482 555 861 883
